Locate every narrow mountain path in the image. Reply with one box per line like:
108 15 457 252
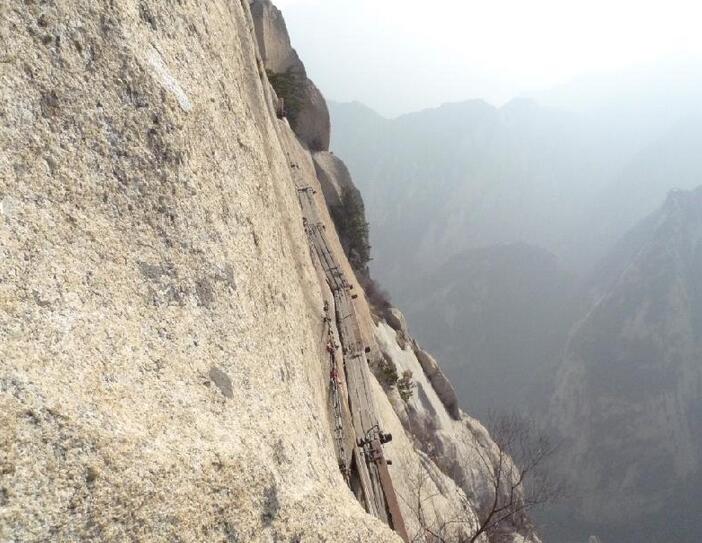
295 184 409 541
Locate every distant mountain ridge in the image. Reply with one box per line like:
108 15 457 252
332 99 597 290
331 91 702 542
329 98 702 299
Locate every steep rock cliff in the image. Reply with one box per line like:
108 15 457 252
374 313 539 543
1 2 539 542
0 1 387 540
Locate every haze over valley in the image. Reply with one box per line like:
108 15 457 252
3 1 701 542
329 66 702 541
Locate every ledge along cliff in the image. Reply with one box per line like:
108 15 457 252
1 1 538 541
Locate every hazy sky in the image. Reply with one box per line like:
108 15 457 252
274 0 702 117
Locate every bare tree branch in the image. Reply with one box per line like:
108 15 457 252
405 412 564 543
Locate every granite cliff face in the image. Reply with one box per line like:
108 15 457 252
551 187 702 541
1 1 386 540
1 1 538 542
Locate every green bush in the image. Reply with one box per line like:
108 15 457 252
397 370 416 402
376 355 399 390
266 69 305 126
375 357 415 403
331 187 371 274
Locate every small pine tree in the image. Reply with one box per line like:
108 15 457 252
331 188 371 274
376 356 399 389
266 69 305 126
397 370 416 402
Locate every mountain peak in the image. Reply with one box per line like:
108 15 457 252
663 185 702 215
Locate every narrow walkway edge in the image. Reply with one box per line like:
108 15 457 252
295 185 409 542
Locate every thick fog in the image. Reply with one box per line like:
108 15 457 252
275 0 702 117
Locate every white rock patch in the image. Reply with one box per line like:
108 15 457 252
375 321 453 429
145 46 193 112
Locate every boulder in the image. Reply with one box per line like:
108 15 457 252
384 307 408 335
312 152 357 208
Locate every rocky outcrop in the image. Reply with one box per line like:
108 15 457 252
551 187 702 539
412 343 461 420
294 81 330 152
313 151 357 208
311 150 371 273
374 306 460 419
385 307 409 334
249 0 299 73
375 322 540 543
249 0 330 151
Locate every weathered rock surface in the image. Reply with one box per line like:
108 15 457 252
375 307 462 421
249 0 330 151
249 0 299 74
1 1 541 542
412 343 461 420
385 307 409 334
0 1 390 541
375 322 540 543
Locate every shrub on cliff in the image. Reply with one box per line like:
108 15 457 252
376 355 399 390
267 69 305 125
330 187 371 274
359 275 392 314
397 370 416 402
374 356 415 403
